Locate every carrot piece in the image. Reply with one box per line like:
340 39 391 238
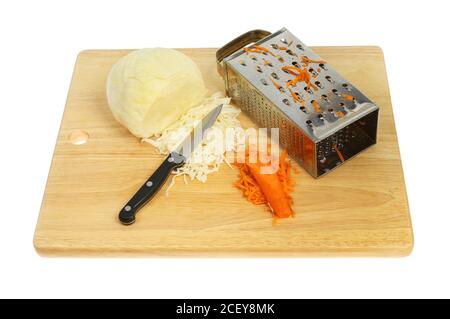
244 45 276 56
270 77 283 91
312 100 321 113
282 65 318 91
234 164 266 205
247 162 293 218
234 149 295 219
262 58 272 66
288 88 300 103
300 55 327 65
333 145 345 162
341 93 354 101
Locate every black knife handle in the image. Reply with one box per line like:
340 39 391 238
118 152 185 225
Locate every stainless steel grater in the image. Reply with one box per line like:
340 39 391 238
217 28 379 178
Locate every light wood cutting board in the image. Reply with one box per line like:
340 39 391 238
33 47 413 257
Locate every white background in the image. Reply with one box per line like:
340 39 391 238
1 0 449 298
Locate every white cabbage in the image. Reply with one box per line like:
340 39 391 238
106 48 207 137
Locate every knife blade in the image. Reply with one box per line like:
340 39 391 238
119 104 223 225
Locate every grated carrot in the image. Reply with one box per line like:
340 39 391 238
262 58 272 66
234 148 295 219
270 77 283 91
333 145 345 162
288 88 300 103
300 55 326 65
244 45 276 56
341 93 354 101
336 111 345 118
312 100 321 113
282 65 318 91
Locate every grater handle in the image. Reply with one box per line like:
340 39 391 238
216 29 271 76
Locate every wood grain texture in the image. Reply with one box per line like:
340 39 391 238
33 47 413 257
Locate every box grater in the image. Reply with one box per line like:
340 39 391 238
217 28 379 178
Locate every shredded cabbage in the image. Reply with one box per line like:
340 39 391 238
143 92 242 192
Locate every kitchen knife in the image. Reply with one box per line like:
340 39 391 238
118 104 223 225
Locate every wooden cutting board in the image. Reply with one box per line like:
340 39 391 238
34 47 413 257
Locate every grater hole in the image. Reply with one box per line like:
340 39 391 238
308 68 318 76
315 81 323 89
332 89 338 94
256 66 263 73
292 61 300 67
280 38 288 44
286 49 295 56
328 108 334 112
300 106 307 113
260 78 268 86
318 114 324 121
271 72 279 80
306 119 313 127
304 86 313 94
282 98 290 106
296 44 304 51
251 56 257 61
325 75 334 83
271 44 279 49
342 83 352 91
239 60 246 66
319 63 327 70
263 59 273 67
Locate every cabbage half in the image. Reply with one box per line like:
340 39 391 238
106 48 207 138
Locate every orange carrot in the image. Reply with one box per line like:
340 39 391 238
262 58 272 66
270 77 283 91
312 100 321 113
234 164 266 205
333 145 345 162
341 93 354 101
244 45 276 56
288 88 300 103
247 162 293 218
234 149 295 219
300 55 326 65
282 65 318 91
